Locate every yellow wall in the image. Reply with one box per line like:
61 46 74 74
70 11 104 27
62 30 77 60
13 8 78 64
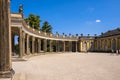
79 36 120 52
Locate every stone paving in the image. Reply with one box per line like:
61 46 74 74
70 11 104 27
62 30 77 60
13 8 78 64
12 53 120 80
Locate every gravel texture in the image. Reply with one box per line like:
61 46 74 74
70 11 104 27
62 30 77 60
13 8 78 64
12 53 120 80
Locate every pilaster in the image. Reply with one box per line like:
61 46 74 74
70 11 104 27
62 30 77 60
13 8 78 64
76 41 78 52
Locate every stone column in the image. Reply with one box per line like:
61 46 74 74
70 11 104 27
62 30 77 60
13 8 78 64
0 0 14 78
63 41 65 52
44 39 47 53
32 37 35 54
76 41 78 52
35 39 38 53
50 40 53 52
56 41 58 52
22 32 25 56
19 28 23 58
69 41 72 52
39 39 41 53
26 35 30 55
57 41 60 52
56 40 59 52
37 39 40 53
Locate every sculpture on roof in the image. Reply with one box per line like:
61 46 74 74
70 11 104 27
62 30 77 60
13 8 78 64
19 4 23 13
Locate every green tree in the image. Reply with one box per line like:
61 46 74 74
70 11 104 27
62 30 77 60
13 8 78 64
25 14 41 30
41 21 52 33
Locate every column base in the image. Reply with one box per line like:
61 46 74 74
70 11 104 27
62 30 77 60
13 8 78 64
0 68 15 78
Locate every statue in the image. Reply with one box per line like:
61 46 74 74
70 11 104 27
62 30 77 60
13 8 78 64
19 4 23 13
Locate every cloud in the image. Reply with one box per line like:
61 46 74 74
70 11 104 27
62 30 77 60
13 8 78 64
96 20 101 23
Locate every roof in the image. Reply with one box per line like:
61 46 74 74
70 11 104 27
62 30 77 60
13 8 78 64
99 28 120 37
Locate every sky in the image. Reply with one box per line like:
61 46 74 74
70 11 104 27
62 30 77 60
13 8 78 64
11 0 120 36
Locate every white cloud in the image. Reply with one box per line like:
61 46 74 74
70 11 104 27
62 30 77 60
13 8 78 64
96 20 101 23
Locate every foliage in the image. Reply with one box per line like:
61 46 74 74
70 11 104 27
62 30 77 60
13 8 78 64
41 21 52 33
14 44 19 55
25 14 41 30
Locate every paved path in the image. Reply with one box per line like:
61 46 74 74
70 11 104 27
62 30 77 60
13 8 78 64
12 53 120 80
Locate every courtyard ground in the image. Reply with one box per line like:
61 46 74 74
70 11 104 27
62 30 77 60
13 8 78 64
12 52 120 80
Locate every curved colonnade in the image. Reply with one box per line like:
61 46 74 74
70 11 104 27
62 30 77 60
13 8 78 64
1 0 120 78
11 13 79 58
11 13 120 58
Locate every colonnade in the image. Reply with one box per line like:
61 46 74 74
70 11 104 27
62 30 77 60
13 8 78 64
1 0 120 78
11 31 78 58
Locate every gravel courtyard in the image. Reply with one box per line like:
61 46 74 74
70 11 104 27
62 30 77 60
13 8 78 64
12 53 120 80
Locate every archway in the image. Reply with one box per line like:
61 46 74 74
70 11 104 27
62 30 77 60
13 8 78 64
84 42 87 52
97 40 100 51
104 40 107 51
90 42 94 51
112 39 116 52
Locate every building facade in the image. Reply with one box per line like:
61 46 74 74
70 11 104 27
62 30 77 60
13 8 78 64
11 12 120 56
1 1 120 78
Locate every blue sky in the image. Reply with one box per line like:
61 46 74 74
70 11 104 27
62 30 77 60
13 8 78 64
11 0 120 36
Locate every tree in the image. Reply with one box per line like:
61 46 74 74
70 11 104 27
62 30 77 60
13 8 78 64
25 14 41 30
41 21 52 33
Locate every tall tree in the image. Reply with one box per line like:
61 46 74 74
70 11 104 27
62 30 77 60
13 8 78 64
41 21 52 33
25 14 41 30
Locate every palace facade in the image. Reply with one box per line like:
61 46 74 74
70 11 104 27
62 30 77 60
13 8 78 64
11 12 120 57
1 0 120 78
79 29 120 52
